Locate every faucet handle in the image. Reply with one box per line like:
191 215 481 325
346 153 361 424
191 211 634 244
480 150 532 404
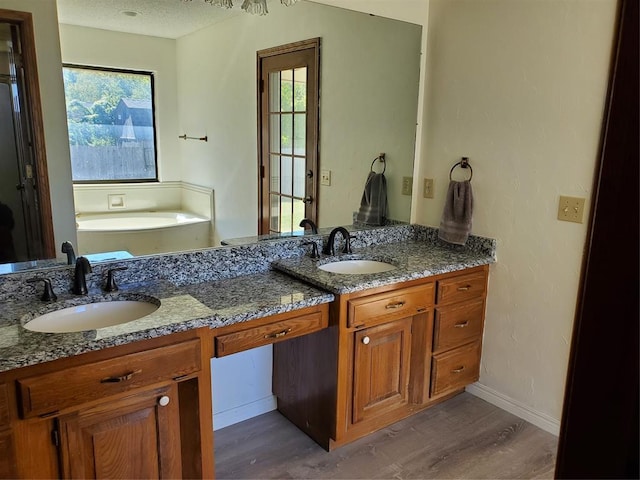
26 278 57 302
302 241 320 259
104 267 128 292
343 234 356 254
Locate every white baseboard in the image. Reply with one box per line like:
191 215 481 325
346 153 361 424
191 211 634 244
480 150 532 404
213 395 277 431
465 383 560 436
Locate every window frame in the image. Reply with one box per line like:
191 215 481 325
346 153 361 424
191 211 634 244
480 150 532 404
62 63 160 184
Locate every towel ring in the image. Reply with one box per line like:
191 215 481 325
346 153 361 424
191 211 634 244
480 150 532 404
370 154 386 174
449 157 473 181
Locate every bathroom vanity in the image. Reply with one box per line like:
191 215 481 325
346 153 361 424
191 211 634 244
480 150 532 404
272 254 489 449
0 329 212 478
0 225 495 478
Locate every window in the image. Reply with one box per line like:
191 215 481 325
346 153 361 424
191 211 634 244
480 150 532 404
62 65 157 183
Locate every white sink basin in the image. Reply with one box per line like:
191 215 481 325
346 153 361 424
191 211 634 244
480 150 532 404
318 259 396 275
23 300 160 333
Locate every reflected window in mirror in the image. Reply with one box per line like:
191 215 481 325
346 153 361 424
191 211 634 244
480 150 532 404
62 65 158 183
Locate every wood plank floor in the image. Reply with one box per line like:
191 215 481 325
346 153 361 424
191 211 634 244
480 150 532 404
214 392 558 479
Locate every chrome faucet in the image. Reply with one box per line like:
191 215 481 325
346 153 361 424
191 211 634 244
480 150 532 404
299 218 318 234
72 256 92 295
322 227 352 255
61 241 76 265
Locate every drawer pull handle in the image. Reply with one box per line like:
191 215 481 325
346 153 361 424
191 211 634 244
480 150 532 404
451 366 465 374
264 328 292 339
454 321 469 328
100 369 142 383
158 395 170 407
457 285 472 291
385 301 406 309
362 336 370 345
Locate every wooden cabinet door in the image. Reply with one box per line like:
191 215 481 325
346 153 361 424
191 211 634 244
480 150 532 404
0 431 17 479
57 384 181 479
352 317 412 424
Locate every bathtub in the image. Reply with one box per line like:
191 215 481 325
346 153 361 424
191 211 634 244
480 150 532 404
76 211 212 256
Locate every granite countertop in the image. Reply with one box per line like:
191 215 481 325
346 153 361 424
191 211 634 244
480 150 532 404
0 271 334 373
273 240 496 294
0 231 496 374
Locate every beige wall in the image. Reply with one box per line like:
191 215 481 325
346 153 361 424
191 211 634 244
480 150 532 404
58 25 180 182
0 0 76 258
413 0 617 430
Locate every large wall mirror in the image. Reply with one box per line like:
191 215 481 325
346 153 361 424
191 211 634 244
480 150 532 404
0 0 422 274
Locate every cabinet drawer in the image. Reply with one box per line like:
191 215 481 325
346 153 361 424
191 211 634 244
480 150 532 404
436 271 487 305
215 311 327 357
433 299 485 352
430 342 480 396
348 283 434 329
17 339 201 419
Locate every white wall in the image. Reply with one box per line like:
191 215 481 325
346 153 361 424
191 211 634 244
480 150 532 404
58 25 181 182
0 0 76 258
176 1 421 243
413 0 617 431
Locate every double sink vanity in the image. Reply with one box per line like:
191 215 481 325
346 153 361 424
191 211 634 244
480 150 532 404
0 224 495 478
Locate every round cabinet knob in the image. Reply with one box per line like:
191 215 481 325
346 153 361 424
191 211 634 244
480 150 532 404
158 395 170 407
362 336 370 345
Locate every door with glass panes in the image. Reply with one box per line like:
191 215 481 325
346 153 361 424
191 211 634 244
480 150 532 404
257 39 319 236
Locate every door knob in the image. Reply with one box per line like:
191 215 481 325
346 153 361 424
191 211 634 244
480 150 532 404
362 336 370 345
158 395 170 407
302 196 313 204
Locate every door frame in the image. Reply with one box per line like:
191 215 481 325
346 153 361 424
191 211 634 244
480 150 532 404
0 8 55 259
256 38 320 235
555 0 639 476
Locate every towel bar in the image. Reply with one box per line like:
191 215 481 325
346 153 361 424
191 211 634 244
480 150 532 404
179 134 208 142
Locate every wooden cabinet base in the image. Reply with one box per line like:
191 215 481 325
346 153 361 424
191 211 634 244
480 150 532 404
274 266 489 451
0 329 214 480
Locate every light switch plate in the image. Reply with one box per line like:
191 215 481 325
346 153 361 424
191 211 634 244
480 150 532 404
320 170 331 186
423 178 434 198
402 176 413 196
557 195 586 223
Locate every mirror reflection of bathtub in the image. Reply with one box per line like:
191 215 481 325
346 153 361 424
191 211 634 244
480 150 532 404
73 182 214 256
76 211 212 256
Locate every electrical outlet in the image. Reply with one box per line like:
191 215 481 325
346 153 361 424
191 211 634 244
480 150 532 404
423 178 434 199
557 195 586 223
402 176 413 196
320 169 331 186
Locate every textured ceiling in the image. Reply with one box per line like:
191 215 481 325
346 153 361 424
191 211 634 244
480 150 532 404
56 0 244 39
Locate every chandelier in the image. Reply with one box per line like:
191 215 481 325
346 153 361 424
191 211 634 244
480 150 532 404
186 0 300 16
